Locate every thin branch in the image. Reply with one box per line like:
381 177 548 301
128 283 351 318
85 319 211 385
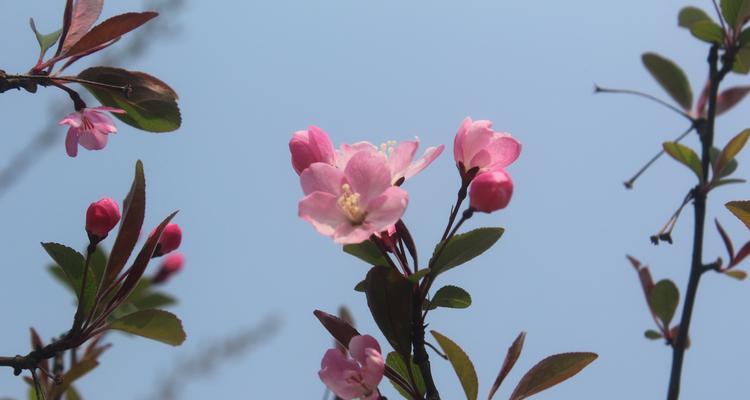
594 85 695 122
624 124 695 189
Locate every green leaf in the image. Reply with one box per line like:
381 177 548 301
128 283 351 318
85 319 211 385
365 266 413 359
343 240 388 266
425 285 472 310
109 309 186 346
488 331 526 400
431 331 478 400
663 142 703 179
733 47 750 74
386 352 426 398
712 178 746 189
710 147 739 179
430 227 504 276
644 330 663 340
354 279 366 292
690 20 726 44
78 67 181 132
716 129 750 178
725 269 748 280
727 200 750 229
509 352 598 400
408 268 431 283
740 27 750 46
42 243 96 314
722 0 743 27
678 7 712 29
649 279 680 328
47 265 76 294
29 18 62 59
642 52 693 110
131 291 176 310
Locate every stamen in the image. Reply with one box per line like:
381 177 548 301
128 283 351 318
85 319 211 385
338 183 367 224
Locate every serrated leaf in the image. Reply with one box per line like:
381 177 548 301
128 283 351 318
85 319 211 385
431 331 478 400
663 142 703 179
386 352 426 398
29 18 62 59
727 200 750 229
426 285 472 310
488 331 526 400
509 352 598 400
343 240 388 266
109 309 186 346
650 280 680 328
365 266 413 359
644 330 663 340
716 129 750 178
78 67 181 132
678 7 712 29
642 53 693 110
430 227 504 276
690 20 725 44
42 243 96 315
725 269 748 280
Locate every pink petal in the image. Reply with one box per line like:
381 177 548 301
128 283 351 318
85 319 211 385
344 151 391 205
461 120 494 164
59 113 83 128
403 144 444 180
90 106 126 114
308 125 336 165
349 335 382 365
453 117 472 163
388 140 418 181
86 111 118 133
299 192 348 236
65 128 79 157
365 186 408 232
62 0 104 53
360 347 385 392
319 349 362 400
78 130 109 150
484 134 521 169
337 142 377 169
300 163 346 196
333 223 375 244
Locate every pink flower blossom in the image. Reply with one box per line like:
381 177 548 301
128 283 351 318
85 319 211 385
469 169 514 213
289 126 337 174
152 252 185 284
151 223 182 257
319 335 385 400
453 117 521 176
338 138 444 184
59 106 126 157
85 197 120 239
298 151 408 244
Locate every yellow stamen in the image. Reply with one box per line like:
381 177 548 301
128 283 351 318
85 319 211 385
338 183 366 225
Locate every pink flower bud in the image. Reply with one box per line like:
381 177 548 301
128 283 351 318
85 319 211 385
453 117 521 178
85 197 121 239
152 252 185 284
289 126 336 175
469 170 514 213
152 223 182 257
319 335 384 400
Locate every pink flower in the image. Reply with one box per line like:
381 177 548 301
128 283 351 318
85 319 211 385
289 126 337 174
453 117 521 177
469 169 514 213
59 106 126 157
151 223 182 257
298 151 408 244
319 335 385 400
152 252 185 284
338 138 444 185
85 197 121 239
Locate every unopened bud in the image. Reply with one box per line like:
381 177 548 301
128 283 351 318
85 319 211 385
468 170 513 213
85 198 121 241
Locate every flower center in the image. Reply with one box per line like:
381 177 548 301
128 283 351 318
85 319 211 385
81 116 95 131
379 140 397 157
338 183 366 225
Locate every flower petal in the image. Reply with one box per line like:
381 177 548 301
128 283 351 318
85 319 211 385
484 134 521 169
65 128 79 157
333 223 375 244
300 162 346 196
344 151 391 205
461 120 494 166
299 192 348 236
349 335 382 365
388 140 418 182
365 186 408 232
78 130 109 150
403 144 444 181
319 349 362 400
337 142 377 170
453 117 471 163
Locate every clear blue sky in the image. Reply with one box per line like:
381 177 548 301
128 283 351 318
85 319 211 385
1 0 750 399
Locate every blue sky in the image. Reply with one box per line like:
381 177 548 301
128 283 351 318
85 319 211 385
2 0 750 399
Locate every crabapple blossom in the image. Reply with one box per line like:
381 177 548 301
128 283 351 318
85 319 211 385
58 106 126 157
289 126 337 174
152 223 182 257
337 138 444 185
453 117 521 178
298 150 408 244
85 197 121 239
469 169 514 213
152 252 185 284
319 335 385 400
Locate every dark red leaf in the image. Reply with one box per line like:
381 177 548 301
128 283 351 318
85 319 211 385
734 241 750 266
489 331 526 400
314 309 360 349
626 254 641 270
65 12 157 58
717 86 750 115
716 219 736 263
62 0 103 53
55 0 75 57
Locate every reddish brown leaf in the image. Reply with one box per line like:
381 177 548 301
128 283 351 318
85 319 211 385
314 309 360 349
716 219 736 263
638 266 655 301
55 0 75 57
488 331 526 400
734 241 750 266
626 254 641 270
62 0 103 53
509 352 598 400
65 12 157 58
717 86 750 115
